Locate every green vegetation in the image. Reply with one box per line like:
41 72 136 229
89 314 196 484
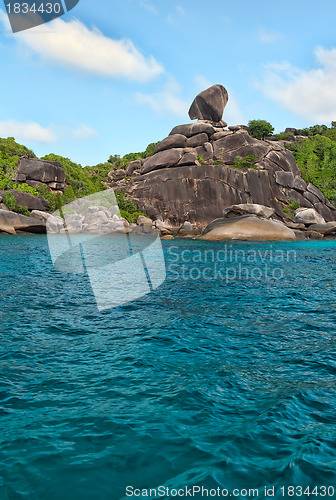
115 190 145 223
3 192 16 211
84 142 157 183
272 131 292 141
0 137 36 187
3 192 30 216
197 154 205 165
233 155 259 169
248 120 274 140
283 199 300 219
42 154 104 197
286 124 336 204
0 137 152 218
295 124 329 137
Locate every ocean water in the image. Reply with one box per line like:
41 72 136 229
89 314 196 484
1 235 336 499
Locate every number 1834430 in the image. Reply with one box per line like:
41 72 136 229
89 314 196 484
6 2 62 14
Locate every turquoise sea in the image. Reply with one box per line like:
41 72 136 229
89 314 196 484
1 235 336 499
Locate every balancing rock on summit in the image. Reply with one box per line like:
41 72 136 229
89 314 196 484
189 84 228 123
112 84 336 228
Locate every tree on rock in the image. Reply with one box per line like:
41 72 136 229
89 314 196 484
248 120 274 140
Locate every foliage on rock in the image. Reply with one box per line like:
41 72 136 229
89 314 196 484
233 155 259 169
42 154 104 197
283 199 300 219
0 137 36 185
287 127 336 204
3 192 30 216
115 190 145 223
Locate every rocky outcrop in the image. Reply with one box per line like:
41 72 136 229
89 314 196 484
11 190 49 211
201 215 296 241
118 85 336 228
124 147 336 226
16 158 66 192
0 209 46 234
125 159 142 176
156 134 187 152
142 149 185 174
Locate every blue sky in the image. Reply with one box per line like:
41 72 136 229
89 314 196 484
0 0 336 166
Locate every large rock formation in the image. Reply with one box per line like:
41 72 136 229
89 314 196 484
189 84 228 124
16 158 66 193
110 85 336 228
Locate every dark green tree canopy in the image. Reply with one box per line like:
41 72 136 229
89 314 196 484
248 119 274 140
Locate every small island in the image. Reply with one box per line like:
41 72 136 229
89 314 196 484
1 85 336 241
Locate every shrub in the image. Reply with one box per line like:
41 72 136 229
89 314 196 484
197 154 205 165
3 193 17 211
143 142 158 158
3 192 30 216
63 186 76 204
115 190 145 223
283 200 300 219
0 137 36 181
13 182 38 196
14 205 30 217
233 155 259 169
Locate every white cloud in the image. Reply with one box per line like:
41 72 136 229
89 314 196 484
0 120 56 142
71 124 98 140
258 47 336 122
0 117 100 143
194 74 213 91
167 5 185 25
258 28 283 44
9 16 163 82
135 79 188 117
140 0 158 15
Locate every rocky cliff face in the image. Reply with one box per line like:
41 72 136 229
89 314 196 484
112 85 336 227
